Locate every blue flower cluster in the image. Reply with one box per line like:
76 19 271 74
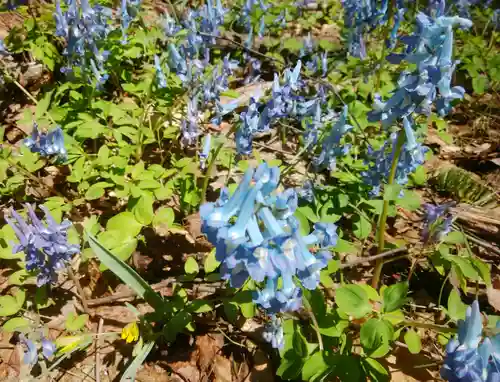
442 301 500 381
341 0 406 58
312 105 352 171
299 33 328 77
54 0 112 87
24 124 67 161
235 61 335 155
20 334 56 365
155 0 234 147
200 163 338 313
120 0 141 44
263 315 284 349
5 205 80 286
422 202 454 243
374 10 472 123
362 117 427 196
240 0 268 33
429 0 493 18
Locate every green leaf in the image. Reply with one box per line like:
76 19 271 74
447 289 467 321
0 289 25 316
120 340 155 382
294 209 310 236
132 193 154 225
297 206 319 223
360 318 393 358
359 284 381 302
335 284 372 318
293 330 308 358
444 231 466 244
398 190 421 211
106 211 143 237
362 358 389 382
353 214 372 239
152 207 175 232
472 75 487 94
187 300 213 313
449 256 480 281
204 249 220 273
164 311 192 341
277 354 303 380
382 282 408 313
404 329 421 354
85 184 105 200
333 239 359 254
383 184 403 201
302 351 331 381
65 312 89 332
87 233 164 311
2 317 31 333
184 257 199 276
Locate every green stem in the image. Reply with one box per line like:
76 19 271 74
371 130 406 289
136 78 155 162
375 0 396 92
303 296 324 351
402 320 456 334
67 266 90 315
201 143 224 204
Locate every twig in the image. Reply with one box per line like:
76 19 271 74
216 327 247 348
338 247 408 269
401 320 456 334
96 318 104 382
67 266 90 314
86 278 222 307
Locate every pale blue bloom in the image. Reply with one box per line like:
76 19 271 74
313 105 352 171
422 202 454 243
6 205 80 287
199 134 212 170
263 315 284 350
24 124 67 161
200 163 337 313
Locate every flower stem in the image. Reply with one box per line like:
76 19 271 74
201 142 224 204
303 296 324 351
372 130 406 289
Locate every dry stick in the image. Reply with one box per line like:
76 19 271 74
86 249 406 308
338 246 408 269
95 317 104 382
86 278 223 307
67 266 90 314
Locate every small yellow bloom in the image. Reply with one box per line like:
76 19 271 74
121 322 139 343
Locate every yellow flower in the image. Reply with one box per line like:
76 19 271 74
121 322 139 343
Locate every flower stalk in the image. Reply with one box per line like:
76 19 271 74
372 129 406 289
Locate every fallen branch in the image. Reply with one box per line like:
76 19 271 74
338 247 408 269
87 278 223 307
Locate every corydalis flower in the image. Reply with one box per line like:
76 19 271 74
154 55 167 88
341 0 405 58
24 124 67 161
54 0 112 87
19 335 56 365
441 300 500 381
5 205 80 286
422 202 454 243
200 163 337 313
120 0 141 44
263 315 284 349
313 105 352 171
381 11 472 120
362 117 427 196
199 134 212 170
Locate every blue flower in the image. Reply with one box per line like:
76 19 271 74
313 105 352 171
296 180 315 202
20 335 37 365
263 315 284 349
41 338 56 359
422 202 454 243
199 134 212 170
154 55 167 88
24 124 67 161
200 163 337 313
362 117 428 196
5 204 80 286
0 39 10 56
441 301 492 381
54 0 112 85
